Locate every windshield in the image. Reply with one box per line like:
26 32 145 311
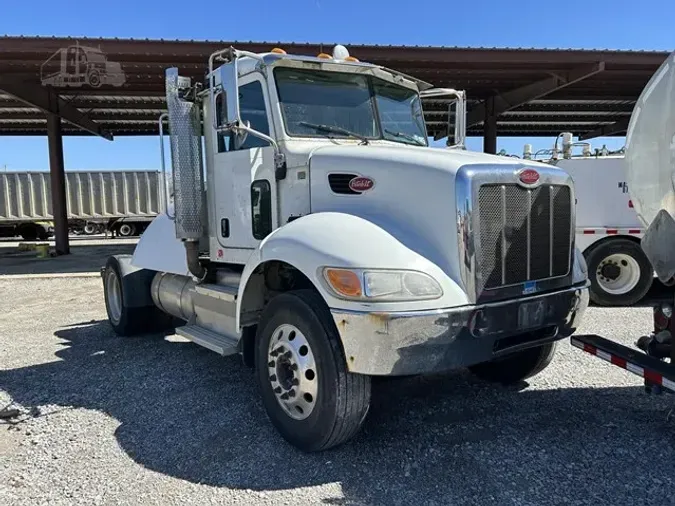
274 67 427 146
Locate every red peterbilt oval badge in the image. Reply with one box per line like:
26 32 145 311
348 176 375 193
519 168 540 185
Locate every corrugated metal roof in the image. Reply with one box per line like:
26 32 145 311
0 36 669 138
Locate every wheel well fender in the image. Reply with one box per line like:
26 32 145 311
236 211 465 331
583 234 641 258
106 254 155 308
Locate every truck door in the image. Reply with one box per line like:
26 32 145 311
212 75 278 252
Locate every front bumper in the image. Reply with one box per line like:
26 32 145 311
331 282 589 376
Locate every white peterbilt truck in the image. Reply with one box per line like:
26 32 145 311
101 45 589 452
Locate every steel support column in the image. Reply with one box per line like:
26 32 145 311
47 113 69 255
484 96 497 154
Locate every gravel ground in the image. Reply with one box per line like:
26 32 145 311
1 277 674 506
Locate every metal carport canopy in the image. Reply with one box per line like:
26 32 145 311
0 36 669 140
0 36 668 255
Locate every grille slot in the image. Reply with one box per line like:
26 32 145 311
477 184 571 292
328 173 359 195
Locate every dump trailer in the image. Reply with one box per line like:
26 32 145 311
101 45 589 452
0 170 164 239
572 51 675 394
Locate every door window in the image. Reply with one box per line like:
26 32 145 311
217 80 270 152
251 180 272 239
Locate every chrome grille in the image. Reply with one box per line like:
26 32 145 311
477 184 572 292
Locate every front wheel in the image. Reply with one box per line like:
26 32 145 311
469 342 557 385
586 238 652 306
255 290 371 452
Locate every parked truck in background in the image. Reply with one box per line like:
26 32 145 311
573 51 675 395
508 132 654 306
519 141 652 307
557 155 652 307
101 45 589 452
0 170 164 240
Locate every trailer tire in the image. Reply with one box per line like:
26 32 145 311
469 342 557 385
18 224 39 241
117 223 136 237
103 256 175 337
585 238 652 306
83 223 98 235
255 289 371 452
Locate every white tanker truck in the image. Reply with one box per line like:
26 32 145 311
101 45 589 451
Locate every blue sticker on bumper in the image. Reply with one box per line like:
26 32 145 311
523 281 537 294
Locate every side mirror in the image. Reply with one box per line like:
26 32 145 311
216 61 240 128
419 88 466 149
233 120 250 150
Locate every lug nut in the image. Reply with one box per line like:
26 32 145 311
269 374 277 382
274 386 282 394
289 389 296 397
290 364 298 371
268 361 275 367
280 393 289 400
291 378 299 386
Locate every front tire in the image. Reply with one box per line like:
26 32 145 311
469 342 557 385
255 290 371 452
585 238 652 306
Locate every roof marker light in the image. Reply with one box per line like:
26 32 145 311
332 44 350 60
270 47 287 55
317 52 332 59
344 56 359 62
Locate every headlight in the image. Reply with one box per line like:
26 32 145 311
323 268 442 301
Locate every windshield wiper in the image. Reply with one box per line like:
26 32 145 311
299 121 370 145
384 129 426 146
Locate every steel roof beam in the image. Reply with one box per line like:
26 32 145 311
0 78 113 140
579 117 630 140
465 62 606 127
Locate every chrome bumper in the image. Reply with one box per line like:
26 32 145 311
331 282 589 376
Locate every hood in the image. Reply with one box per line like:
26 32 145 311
284 141 552 173
306 143 560 284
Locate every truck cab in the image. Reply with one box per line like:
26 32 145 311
102 45 589 452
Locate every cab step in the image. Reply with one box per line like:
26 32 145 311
195 283 238 302
176 324 239 356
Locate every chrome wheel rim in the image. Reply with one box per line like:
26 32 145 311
267 324 318 420
119 224 132 236
596 253 641 295
106 270 122 324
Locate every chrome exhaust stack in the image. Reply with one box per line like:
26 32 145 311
164 68 206 279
